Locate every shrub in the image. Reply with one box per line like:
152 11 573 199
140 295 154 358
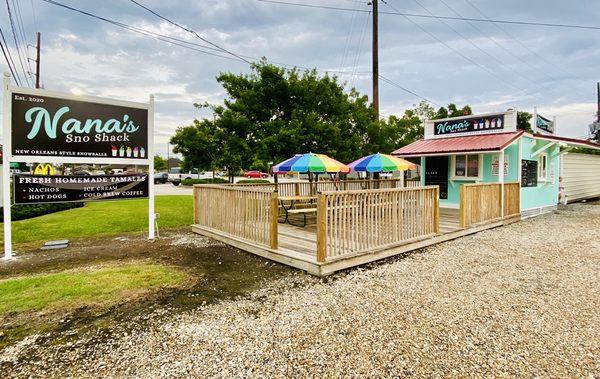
236 179 271 184
1 202 85 222
181 177 229 186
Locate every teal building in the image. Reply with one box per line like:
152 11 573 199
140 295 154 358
393 110 599 217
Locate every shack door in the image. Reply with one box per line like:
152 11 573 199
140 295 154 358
425 156 448 199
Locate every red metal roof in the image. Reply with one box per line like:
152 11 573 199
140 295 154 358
531 133 600 149
392 131 524 157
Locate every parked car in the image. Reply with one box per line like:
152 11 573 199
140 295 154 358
154 172 168 184
73 170 91 176
244 170 269 179
167 168 220 185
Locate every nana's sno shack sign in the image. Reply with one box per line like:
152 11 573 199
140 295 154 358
424 110 518 139
2 74 155 259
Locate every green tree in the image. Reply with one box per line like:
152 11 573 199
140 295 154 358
434 104 472 119
517 111 533 133
170 62 462 177
153 155 167 172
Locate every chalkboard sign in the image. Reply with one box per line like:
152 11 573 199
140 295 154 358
521 160 538 187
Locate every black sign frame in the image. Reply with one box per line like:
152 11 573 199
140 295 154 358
433 114 505 136
13 174 149 205
10 91 149 161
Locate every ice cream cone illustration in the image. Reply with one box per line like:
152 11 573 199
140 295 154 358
119 146 125 157
111 146 118 157
133 147 139 157
126 146 132 157
140 147 146 158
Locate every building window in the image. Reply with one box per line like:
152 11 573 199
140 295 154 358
452 154 481 180
538 152 548 181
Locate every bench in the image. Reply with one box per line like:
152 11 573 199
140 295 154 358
286 208 317 227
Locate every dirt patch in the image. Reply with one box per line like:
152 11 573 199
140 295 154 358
0 228 295 352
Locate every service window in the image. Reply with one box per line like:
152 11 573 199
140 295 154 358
452 154 481 180
538 153 548 181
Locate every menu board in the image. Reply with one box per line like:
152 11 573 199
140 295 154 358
521 160 538 188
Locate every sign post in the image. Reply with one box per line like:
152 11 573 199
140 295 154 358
2 72 155 259
3 73 12 259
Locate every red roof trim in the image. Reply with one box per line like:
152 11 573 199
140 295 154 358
531 133 600 149
391 131 524 156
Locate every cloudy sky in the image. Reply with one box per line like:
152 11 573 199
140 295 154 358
1 0 599 156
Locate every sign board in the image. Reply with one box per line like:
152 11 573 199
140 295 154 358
491 154 509 176
11 92 148 160
13 174 149 205
2 77 155 260
521 159 538 188
536 114 554 134
433 114 505 136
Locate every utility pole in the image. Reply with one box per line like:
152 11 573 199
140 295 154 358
35 32 40 88
372 0 379 121
597 82 599 123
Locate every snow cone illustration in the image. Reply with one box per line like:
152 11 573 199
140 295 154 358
479 120 484 129
119 146 125 157
133 147 139 157
485 119 490 128
491 118 496 128
126 146 132 157
111 146 118 157
140 147 146 158
497 118 502 128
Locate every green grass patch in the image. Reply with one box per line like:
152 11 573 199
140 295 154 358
1 195 193 244
0 262 187 316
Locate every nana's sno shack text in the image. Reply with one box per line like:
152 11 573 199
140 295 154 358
11 92 148 159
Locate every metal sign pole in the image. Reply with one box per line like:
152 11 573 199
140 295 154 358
3 73 12 259
148 94 155 240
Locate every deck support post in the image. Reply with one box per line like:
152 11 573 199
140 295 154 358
434 186 440 233
316 193 327 263
499 150 505 219
459 184 466 228
269 191 279 249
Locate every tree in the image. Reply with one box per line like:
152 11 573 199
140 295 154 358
434 104 472 119
517 111 533 133
170 61 470 178
153 155 168 172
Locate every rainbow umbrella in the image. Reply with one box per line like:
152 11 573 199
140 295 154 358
348 153 416 173
272 153 350 174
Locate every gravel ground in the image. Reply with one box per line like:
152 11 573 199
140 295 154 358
2 203 599 378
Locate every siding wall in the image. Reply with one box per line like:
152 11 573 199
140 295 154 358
562 153 600 202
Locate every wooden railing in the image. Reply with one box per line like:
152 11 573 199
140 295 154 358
229 179 408 196
459 182 520 228
316 186 439 262
194 185 278 248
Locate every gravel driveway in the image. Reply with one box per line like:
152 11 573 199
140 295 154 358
3 203 599 377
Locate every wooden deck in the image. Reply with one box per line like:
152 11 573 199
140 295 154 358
192 182 521 276
192 206 518 276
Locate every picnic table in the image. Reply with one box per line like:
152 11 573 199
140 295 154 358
278 195 317 227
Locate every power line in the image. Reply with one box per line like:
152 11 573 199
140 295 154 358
41 0 249 63
379 74 439 106
128 0 251 64
5 0 31 86
42 0 439 108
0 29 19 83
0 26 20 85
257 0 600 31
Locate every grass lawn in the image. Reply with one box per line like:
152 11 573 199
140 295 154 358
1 195 193 244
0 262 187 316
